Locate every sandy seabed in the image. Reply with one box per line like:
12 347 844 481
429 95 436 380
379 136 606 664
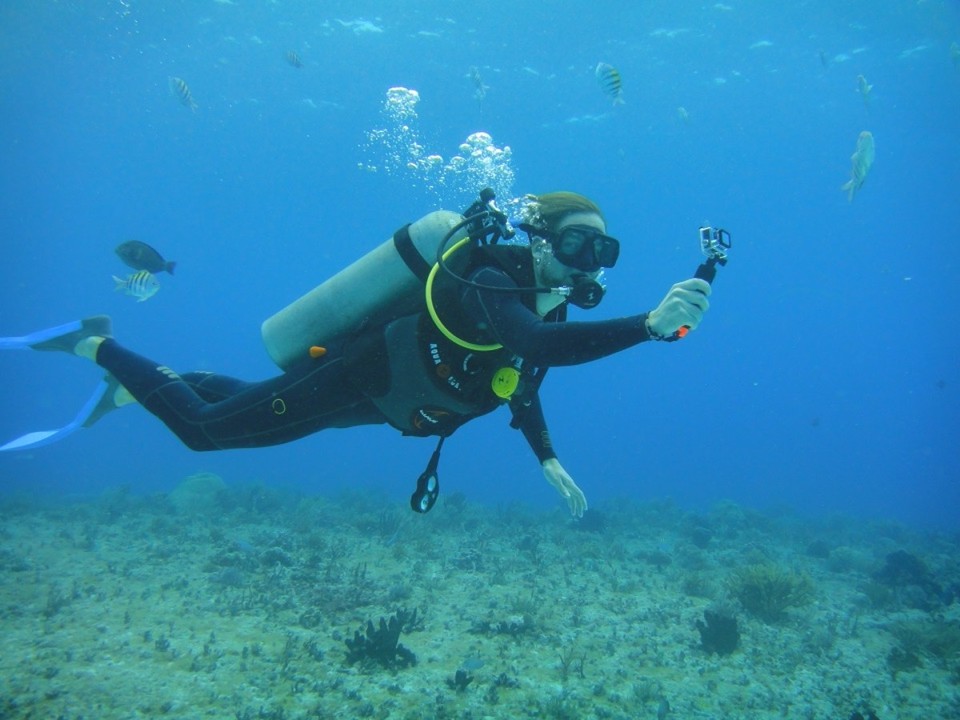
1 475 958 720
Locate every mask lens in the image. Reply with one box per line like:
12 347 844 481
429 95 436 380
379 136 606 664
554 226 620 272
595 235 620 268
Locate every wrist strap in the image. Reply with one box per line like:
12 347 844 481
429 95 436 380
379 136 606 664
645 317 666 341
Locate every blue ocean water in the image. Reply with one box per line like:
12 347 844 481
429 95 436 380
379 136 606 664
1 0 957 529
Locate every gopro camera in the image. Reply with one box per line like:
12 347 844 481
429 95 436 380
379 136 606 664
699 226 731 265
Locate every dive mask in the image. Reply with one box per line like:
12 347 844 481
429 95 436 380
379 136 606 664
518 223 620 273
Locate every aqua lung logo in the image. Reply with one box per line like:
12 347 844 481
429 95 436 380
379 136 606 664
429 342 461 391
412 406 451 431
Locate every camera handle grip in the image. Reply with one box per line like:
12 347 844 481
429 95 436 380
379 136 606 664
665 257 717 341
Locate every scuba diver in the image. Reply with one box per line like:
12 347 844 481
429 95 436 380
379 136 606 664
2 190 718 516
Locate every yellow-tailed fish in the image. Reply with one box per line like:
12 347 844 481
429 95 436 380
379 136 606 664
841 131 875 202
168 76 198 111
113 270 160 302
595 62 625 105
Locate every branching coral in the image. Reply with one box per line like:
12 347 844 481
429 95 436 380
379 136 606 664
729 563 814 622
344 608 418 670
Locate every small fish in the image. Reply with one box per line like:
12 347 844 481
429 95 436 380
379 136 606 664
285 50 303 68
856 74 873 104
657 697 671 720
595 62 625 105
677 106 689 123
951 41 960 69
468 66 489 104
841 130 875 202
818 49 829 68
115 240 176 275
113 270 160 302
169 76 198 111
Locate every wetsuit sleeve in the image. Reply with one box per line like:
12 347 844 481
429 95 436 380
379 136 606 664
510 391 557 463
461 266 655 366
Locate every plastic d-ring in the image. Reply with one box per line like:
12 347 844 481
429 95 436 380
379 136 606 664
410 472 440 513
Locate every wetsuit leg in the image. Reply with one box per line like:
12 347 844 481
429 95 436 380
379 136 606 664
95 339 385 450
181 372 253 401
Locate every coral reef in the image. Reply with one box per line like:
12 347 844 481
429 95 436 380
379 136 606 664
729 563 814 622
446 668 473 691
696 606 740 655
168 472 228 515
344 608 418 670
873 550 945 609
1 489 957 719
886 617 960 672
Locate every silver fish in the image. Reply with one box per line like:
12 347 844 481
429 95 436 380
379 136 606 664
595 62 625 105
113 270 160 302
841 130 875 202
286 51 303 69
169 76 198 111
856 74 873 105
468 66 489 103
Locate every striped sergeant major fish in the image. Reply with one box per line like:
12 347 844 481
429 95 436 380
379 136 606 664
841 131 875 202
113 270 160 302
595 62 625 106
168 76 198 111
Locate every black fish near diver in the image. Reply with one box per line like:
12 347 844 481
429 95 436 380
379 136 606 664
168 76 198 111
115 240 176 275
595 62 625 105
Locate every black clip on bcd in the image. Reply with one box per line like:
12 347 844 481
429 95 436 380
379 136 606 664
410 437 444 513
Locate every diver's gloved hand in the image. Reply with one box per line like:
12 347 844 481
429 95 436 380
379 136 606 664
542 458 588 517
646 278 711 339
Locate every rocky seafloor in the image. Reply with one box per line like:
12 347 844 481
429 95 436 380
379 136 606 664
1 473 958 719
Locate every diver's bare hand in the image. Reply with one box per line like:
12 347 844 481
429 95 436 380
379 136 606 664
542 458 588 517
646 278 711 338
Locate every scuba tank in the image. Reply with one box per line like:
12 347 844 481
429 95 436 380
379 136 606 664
261 210 465 370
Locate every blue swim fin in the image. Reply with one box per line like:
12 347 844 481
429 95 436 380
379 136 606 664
0 319 85 351
1 318 111 452
0 379 109 452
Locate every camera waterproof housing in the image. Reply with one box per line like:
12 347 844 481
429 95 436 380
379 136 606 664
699 226 731 265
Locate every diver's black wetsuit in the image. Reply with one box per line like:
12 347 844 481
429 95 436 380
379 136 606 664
94 256 654 456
